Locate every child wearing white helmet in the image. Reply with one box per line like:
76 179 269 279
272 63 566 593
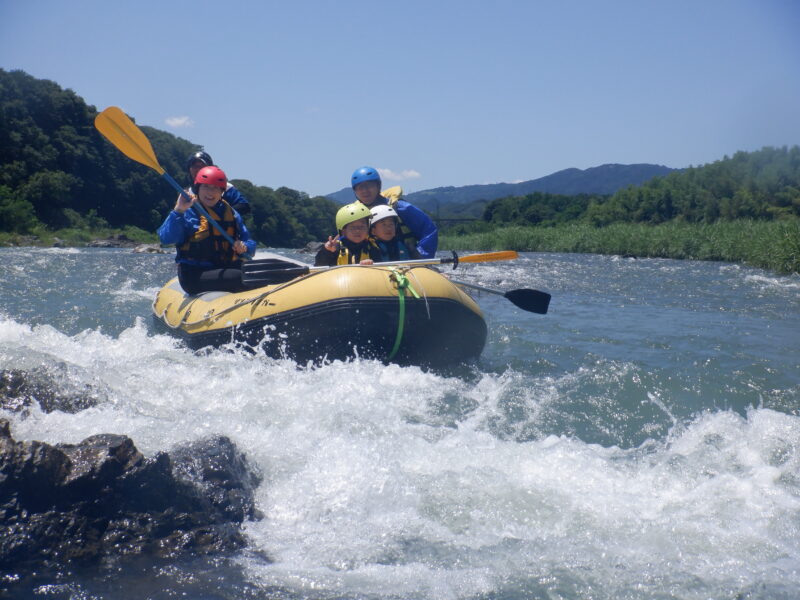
315 202 382 266
369 205 420 262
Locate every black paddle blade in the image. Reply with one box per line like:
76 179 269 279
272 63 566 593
504 289 551 314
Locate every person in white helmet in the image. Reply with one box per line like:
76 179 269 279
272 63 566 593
368 204 420 262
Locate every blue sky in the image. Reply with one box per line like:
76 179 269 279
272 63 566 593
2 0 799 197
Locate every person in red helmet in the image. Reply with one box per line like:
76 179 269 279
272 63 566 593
158 166 257 295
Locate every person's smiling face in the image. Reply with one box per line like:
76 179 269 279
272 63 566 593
371 217 397 241
354 181 380 206
197 184 223 207
342 218 369 243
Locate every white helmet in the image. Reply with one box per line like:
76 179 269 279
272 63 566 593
370 204 398 226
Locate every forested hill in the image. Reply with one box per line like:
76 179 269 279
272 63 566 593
479 146 800 228
0 68 337 246
409 163 675 211
327 163 675 209
584 146 800 224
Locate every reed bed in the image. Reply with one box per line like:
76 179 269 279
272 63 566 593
440 219 800 275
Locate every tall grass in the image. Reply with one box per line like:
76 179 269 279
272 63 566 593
440 219 800 275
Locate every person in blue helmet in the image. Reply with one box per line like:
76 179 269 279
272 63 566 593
350 166 438 258
185 151 250 215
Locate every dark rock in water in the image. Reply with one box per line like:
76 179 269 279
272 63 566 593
133 243 167 254
87 239 119 248
298 241 324 253
0 367 106 414
0 370 30 413
171 435 263 524
87 234 138 248
0 420 262 571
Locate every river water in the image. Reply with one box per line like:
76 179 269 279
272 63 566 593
1 247 798 599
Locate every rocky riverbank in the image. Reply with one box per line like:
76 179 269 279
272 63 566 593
87 235 166 254
1 232 167 253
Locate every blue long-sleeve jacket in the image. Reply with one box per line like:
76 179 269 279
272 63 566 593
371 197 438 258
223 184 250 214
157 202 257 267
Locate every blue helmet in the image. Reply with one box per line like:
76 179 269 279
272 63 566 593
351 166 381 189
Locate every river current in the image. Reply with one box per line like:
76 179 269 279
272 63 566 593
1 247 798 599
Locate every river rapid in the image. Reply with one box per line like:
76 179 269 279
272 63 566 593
1 247 798 599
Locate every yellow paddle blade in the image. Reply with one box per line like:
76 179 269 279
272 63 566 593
94 106 165 175
382 185 403 202
459 250 518 264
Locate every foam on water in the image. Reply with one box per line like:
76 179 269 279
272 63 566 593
745 272 800 292
2 313 798 599
239 404 799 598
110 279 163 303
2 248 798 598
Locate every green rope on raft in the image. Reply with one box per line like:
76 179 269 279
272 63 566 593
387 268 421 361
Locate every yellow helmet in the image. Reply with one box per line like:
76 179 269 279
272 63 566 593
336 202 371 231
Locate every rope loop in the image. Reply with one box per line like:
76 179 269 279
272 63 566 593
387 268 420 360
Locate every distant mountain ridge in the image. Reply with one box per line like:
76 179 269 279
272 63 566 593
326 163 676 212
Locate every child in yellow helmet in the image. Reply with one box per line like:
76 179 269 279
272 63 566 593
315 203 382 266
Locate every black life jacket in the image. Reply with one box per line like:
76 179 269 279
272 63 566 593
177 201 239 267
337 237 380 265
374 236 419 261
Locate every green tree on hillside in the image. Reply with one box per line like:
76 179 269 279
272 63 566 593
235 181 338 247
470 146 800 231
483 192 603 227
0 68 339 246
586 146 800 226
0 185 39 233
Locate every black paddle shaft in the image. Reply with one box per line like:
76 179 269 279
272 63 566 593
241 262 310 286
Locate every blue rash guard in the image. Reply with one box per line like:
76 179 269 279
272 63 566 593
374 237 416 262
157 202 257 268
367 197 438 258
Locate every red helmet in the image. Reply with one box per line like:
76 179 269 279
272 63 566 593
193 165 227 191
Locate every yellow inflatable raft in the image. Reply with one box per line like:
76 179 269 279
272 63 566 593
151 263 487 367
